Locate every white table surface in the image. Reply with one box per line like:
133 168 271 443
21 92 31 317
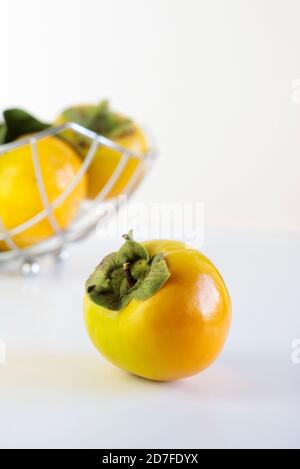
0 232 299 449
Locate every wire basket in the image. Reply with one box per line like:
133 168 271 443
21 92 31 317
0 122 155 273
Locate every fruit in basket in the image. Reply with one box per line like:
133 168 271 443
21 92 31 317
55 100 148 200
0 110 87 249
84 231 231 381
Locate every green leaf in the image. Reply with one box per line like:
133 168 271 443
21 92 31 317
89 290 122 311
150 252 164 265
60 100 135 139
120 277 131 296
117 231 149 265
130 259 150 280
88 286 133 311
110 267 126 294
86 252 118 293
132 260 170 301
117 240 149 265
61 106 97 131
0 123 6 145
3 108 50 143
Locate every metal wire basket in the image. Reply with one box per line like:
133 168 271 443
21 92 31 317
0 122 155 273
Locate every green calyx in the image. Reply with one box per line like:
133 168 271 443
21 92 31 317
61 100 135 139
0 101 134 146
0 123 6 145
86 230 171 311
0 108 50 145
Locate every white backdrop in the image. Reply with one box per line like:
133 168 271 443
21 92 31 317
1 1 300 449
1 0 300 234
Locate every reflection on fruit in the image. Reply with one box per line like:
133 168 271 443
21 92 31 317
84 231 231 382
0 136 87 250
55 101 148 200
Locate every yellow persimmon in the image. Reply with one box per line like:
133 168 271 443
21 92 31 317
55 101 148 200
0 136 87 250
84 232 231 382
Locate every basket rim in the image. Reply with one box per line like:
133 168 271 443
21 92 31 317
0 121 150 160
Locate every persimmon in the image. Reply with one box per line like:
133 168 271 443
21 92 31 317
84 232 231 381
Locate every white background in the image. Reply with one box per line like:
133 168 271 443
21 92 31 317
1 0 300 449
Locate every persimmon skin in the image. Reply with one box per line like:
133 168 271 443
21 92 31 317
84 240 231 382
86 126 148 200
0 137 86 250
